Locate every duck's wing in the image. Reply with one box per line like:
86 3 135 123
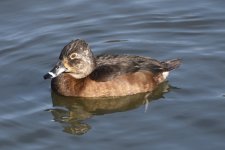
90 54 168 82
89 64 139 82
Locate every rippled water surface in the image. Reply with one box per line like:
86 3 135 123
1 0 225 149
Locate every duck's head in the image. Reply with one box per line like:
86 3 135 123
44 39 96 79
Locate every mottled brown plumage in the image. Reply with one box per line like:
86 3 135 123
44 39 181 97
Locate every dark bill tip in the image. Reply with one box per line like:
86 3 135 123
43 73 53 80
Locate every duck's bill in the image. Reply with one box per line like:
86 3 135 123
43 61 67 79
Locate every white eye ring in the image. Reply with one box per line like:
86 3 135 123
70 53 77 59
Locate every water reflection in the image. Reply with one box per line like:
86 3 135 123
49 82 171 135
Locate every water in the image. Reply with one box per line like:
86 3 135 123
1 0 225 149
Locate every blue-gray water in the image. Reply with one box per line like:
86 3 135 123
1 0 225 149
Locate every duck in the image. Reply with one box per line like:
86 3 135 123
44 39 181 97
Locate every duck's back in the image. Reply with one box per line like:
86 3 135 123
90 54 180 82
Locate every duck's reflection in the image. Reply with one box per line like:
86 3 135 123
49 82 171 135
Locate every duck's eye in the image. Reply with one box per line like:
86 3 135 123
69 53 77 60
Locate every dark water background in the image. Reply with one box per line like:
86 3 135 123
1 0 225 149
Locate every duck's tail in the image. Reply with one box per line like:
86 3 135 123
158 58 181 80
161 59 182 71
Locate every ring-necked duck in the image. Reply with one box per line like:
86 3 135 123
44 39 181 97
